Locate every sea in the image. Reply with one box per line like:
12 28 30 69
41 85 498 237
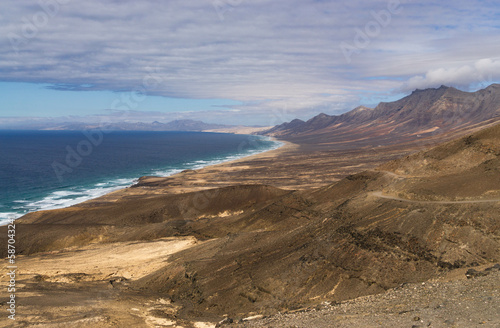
0 130 281 225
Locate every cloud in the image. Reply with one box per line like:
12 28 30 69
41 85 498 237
400 58 500 92
1 0 500 123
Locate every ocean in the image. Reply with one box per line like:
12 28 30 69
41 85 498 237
0 130 281 225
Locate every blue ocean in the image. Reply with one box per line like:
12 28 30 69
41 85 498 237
0 130 280 225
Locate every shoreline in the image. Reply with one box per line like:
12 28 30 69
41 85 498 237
74 135 297 203
1 134 286 225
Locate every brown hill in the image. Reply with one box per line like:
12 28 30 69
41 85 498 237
131 122 500 319
3 122 499 325
263 84 500 147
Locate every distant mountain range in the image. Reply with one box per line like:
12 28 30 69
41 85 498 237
5 85 500 139
261 84 500 146
2 119 235 132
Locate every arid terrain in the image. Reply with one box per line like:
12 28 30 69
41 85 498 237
1 86 500 327
230 267 500 328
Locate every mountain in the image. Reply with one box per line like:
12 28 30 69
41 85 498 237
65 119 233 131
158 119 231 131
262 84 500 146
2 119 235 131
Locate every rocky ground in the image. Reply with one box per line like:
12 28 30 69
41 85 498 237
227 266 500 328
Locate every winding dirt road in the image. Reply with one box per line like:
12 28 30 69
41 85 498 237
371 170 500 204
371 191 500 204
369 191 500 204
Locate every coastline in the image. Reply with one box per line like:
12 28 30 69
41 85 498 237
76 135 296 203
1 134 285 225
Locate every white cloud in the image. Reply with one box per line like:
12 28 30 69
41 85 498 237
400 58 500 92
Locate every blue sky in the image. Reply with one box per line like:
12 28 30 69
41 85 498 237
0 82 240 117
1 0 500 126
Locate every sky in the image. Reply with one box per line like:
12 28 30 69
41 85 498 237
1 0 500 126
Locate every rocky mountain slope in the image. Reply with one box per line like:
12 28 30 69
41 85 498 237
263 84 500 146
132 120 500 318
233 267 500 328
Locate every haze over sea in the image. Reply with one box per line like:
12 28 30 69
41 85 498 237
0 130 280 225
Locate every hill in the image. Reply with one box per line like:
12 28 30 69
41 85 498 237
262 84 500 147
129 123 500 319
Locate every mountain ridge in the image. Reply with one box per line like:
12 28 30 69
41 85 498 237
0 119 237 131
262 84 500 145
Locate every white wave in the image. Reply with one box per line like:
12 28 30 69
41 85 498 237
12 200 29 204
110 178 135 185
1 177 136 225
151 168 183 177
0 212 23 226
